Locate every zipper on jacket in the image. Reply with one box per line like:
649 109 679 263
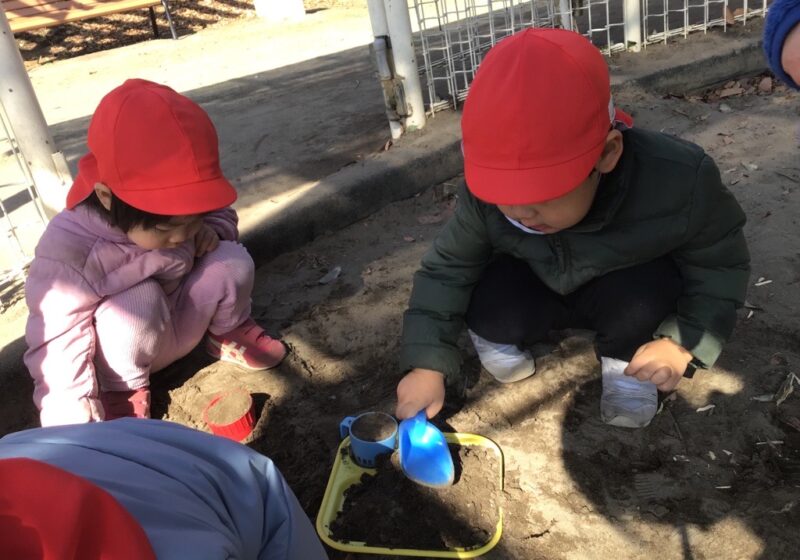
549 234 567 273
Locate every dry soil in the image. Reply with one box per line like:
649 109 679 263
1 58 798 560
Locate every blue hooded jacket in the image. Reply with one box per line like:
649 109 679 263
764 0 800 89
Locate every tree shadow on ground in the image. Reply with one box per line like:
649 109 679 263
560 321 800 559
14 0 254 67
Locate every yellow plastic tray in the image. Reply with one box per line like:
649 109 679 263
316 432 504 558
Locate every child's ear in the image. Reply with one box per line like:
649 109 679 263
93 183 113 211
596 129 623 174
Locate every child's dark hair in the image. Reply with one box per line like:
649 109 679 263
83 191 172 233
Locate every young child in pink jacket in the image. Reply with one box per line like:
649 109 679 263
25 79 287 426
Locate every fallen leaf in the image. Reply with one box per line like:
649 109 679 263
719 87 744 98
779 415 800 433
645 505 670 518
775 171 800 183
776 372 799 407
770 501 798 515
417 214 444 225
758 76 773 93
318 266 342 285
725 7 735 24
770 353 788 366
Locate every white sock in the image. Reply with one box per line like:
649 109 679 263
469 330 535 383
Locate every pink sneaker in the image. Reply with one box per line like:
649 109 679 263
206 318 287 370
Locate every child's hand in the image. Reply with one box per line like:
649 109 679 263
194 223 220 257
396 368 446 420
624 338 694 392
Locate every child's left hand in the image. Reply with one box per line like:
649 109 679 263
194 223 220 257
624 338 694 392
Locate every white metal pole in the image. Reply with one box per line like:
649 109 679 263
624 0 643 52
368 0 403 138
383 0 426 131
368 0 389 35
559 0 574 31
0 10 71 217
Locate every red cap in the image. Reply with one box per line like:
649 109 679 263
203 389 256 442
0 458 156 560
67 79 237 214
462 28 627 205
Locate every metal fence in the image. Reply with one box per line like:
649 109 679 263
642 0 770 45
410 0 772 113
0 98 48 280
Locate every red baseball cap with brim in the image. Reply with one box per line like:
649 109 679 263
462 28 623 206
67 79 237 215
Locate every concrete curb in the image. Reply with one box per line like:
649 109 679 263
626 40 766 94
240 112 462 263
240 28 767 266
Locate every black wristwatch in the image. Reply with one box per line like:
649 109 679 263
683 358 702 379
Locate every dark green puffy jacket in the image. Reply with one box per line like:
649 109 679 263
400 127 750 384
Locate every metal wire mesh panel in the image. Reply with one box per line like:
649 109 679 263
411 1 564 113
642 0 772 45
410 0 772 113
0 98 48 276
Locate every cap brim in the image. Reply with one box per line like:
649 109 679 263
66 152 237 215
66 153 100 209
116 175 238 216
465 139 605 205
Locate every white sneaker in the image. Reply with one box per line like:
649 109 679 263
469 330 535 383
600 357 658 428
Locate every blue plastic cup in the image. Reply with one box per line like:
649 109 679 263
339 412 398 467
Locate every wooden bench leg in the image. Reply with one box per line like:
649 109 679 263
161 0 178 40
149 7 159 38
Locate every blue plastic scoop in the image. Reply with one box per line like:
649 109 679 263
397 411 455 487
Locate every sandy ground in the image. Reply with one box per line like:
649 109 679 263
13 1 364 68
1 76 799 558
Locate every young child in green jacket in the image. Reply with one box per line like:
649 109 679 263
395 28 750 428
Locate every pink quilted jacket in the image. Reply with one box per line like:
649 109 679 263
24 204 238 426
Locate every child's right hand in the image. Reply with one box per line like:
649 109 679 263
194 223 220 257
395 368 446 420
